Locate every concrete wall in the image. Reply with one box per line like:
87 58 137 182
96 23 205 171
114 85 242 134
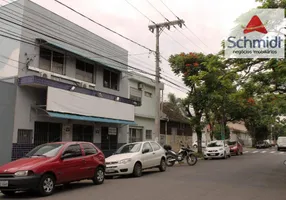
129 116 155 141
0 81 16 165
164 135 192 152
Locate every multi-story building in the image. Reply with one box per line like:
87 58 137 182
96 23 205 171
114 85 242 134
0 0 140 160
128 73 164 143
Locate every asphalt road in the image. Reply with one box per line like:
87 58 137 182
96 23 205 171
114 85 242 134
2 148 286 200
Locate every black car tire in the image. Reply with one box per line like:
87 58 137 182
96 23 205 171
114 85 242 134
38 174 56 196
133 162 142 177
92 167 105 185
223 151 227 159
159 158 167 172
1 191 15 196
277 147 280 151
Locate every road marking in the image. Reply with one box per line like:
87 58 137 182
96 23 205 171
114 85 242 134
243 151 249 154
279 152 284 154
261 151 267 153
253 151 258 153
270 151 275 153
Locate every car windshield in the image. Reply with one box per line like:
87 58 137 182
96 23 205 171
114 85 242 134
227 141 236 145
257 141 264 144
26 143 64 158
115 143 142 154
278 138 286 142
207 142 223 147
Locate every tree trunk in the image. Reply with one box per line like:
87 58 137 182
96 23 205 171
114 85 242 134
196 126 203 153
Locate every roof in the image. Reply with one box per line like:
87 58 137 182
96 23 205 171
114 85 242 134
161 102 190 124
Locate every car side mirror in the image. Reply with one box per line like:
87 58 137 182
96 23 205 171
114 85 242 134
61 153 73 160
142 148 149 154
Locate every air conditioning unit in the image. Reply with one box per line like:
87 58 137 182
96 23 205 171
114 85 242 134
39 72 51 79
79 82 88 88
138 82 144 90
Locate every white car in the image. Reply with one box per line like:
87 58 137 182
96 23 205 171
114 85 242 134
203 140 231 159
105 141 167 178
193 141 206 148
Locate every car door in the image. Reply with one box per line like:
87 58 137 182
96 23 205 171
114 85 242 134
57 144 86 183
141 142 153 169
80 143 101 178
150 142 162 167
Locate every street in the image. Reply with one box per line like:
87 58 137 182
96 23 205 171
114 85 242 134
1 148 286 200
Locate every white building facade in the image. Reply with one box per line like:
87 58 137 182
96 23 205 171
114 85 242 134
127 73 164 143
0 0 140 159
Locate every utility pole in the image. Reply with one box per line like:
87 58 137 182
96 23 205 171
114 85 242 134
148 19 185 144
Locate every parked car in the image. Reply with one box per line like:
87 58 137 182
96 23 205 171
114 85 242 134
277 136 286 151
192 141 206 148
0 142 105 197
256 141 270 149
105 141 166 178
203 140 231 160
227 141 243 155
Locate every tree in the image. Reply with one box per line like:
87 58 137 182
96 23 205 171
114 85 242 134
168 53 239 152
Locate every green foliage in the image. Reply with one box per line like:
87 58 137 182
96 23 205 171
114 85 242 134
213 124 230 140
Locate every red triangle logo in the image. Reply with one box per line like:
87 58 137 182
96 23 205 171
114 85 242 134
243 15 267 34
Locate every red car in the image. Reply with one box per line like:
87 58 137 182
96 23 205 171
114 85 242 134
0 142 105 197
227 141 243 155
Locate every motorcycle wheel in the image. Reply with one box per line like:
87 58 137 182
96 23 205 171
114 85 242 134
186 154 197 166
166 155 175 167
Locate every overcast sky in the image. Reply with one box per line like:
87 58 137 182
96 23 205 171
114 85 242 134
13 0 261 99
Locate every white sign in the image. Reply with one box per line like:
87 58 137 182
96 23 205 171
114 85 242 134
225 9 285 58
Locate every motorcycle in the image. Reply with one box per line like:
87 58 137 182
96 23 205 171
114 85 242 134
163 142 197 167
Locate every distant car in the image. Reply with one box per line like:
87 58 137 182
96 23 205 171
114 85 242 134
193 141 206 148
203 140 231 159
227 141 243 155
277 137 286 151
0 142 105 197
256 141 269 149
105 141 166 178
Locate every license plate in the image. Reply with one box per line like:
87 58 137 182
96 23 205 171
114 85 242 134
210 153 216 156
106 169 115 173
0 181 8 187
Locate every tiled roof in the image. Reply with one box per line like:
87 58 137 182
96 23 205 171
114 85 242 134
161 102 190 123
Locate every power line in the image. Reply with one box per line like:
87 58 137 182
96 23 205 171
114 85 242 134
125 0 156 25
54 0 154 53
159 0 211 51
0 1 190 92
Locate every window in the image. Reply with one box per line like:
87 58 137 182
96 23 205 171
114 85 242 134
142 142 153 152
34 122 62 146
146 130 152 140
39 47 64 74
145 91 152 98
103 69 119 90
130 87 142 102
76 59 95 83
150 142 161 151
62 144 82 158
26 143 64 158
82 143 98 155
129 128 143 143
73 124 94 143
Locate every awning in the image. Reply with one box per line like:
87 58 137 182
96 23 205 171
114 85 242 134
47 112 136 125
36 38 128 72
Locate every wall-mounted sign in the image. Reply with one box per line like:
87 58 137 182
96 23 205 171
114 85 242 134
95 128 100 134
108 127 117 135
63 125 71 134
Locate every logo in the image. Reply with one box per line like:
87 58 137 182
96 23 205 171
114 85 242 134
224 9 285 59
243 15 267 34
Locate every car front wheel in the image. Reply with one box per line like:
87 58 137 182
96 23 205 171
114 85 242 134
38 174 56 196
133 162 142 177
